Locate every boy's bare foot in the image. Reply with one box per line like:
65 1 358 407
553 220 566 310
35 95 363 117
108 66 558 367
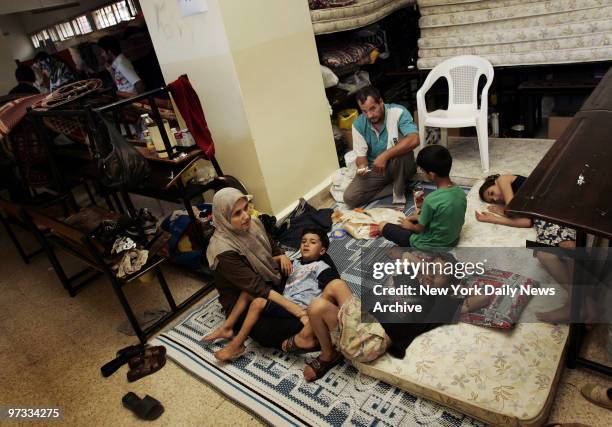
202 325 234 343
536 304 571 323
214 343 246 362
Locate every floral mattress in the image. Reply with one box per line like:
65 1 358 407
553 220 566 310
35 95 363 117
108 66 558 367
310 0 416 34
353 182 570 426
417 0 612 68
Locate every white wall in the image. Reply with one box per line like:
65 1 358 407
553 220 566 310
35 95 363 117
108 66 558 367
0 33 17 93
0 15 35 61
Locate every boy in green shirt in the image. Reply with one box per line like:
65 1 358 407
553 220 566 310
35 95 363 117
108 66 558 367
380 145 466 249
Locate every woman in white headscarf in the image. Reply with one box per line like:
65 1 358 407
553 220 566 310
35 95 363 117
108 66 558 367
205 188 317 351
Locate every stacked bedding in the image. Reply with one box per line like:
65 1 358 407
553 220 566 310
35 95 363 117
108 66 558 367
417 0 612 68
310 0 415 34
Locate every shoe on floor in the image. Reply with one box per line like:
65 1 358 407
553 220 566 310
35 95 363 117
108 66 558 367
122 392 164 420
127 351 166 382
580 383 612 410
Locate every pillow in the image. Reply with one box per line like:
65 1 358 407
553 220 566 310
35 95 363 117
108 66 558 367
459 268 538 329
320 42 377 72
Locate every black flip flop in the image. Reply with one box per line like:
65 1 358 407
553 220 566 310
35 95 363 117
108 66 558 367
282 335 320 355
305 353 344 382
122 392 164 421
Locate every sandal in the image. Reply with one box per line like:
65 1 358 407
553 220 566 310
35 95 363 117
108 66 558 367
128 346 166 369
100 344 146 377
127 352 166 382
282 335 320 355
122 392 164 421
305 353 344 382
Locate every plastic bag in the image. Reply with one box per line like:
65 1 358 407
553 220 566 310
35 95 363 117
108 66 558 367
321 65 339 88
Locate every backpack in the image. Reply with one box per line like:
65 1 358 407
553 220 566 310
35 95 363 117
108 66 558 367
94 115 150 189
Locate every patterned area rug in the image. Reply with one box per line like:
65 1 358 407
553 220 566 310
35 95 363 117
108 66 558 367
152 296 486 427
327 183 470 295
152 183 483 427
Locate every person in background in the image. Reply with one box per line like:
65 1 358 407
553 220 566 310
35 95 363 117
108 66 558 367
33 51 76 92
8 64 40 96
343 86 419 208
97 35 144 95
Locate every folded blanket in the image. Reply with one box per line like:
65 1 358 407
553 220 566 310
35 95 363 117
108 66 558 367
333 207 405 239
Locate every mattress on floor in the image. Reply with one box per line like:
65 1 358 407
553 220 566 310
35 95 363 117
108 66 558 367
353 182 570 426
310 0 415 34
417 0 612 68
354 321 568 426
459 178 536 248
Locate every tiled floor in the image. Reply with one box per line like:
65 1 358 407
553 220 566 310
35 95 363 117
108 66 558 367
1 137 611 426
0 229 263 426
418 136 556 185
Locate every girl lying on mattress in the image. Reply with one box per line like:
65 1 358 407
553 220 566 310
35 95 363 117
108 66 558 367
476 174 579 323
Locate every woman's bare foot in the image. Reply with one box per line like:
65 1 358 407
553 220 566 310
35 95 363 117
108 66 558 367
536 304 571 323
214 343 246 362
202 325 234 343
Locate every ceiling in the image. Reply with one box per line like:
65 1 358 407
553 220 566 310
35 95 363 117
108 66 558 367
0 0 80 16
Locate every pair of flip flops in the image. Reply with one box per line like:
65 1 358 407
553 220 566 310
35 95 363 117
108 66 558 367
101 344 147 377
123 392 164 421
127 346 166 382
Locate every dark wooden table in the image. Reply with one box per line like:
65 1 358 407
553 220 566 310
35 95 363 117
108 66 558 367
507 67 612 376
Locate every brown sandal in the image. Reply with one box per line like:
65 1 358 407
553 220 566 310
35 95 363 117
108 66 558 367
282 335 320 355
128 346 166 369
127 352 166 382
305 353 344 382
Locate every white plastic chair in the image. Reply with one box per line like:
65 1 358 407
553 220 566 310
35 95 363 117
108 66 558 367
416 55 494 171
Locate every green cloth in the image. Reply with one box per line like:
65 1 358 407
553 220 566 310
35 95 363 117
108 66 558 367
410 185 467 249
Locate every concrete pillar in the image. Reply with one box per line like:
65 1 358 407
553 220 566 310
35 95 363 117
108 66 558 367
140 0 337 215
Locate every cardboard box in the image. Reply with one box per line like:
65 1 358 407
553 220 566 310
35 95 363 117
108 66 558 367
547 115 574 140
413 111 460 136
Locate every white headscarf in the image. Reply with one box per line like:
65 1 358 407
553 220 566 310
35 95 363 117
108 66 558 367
206 188 281 285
